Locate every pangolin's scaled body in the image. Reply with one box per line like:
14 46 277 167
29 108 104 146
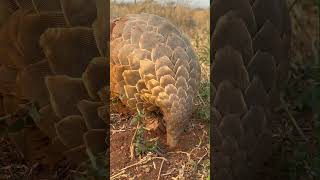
211 0 291 179
110 14 201 147
0 0 108 167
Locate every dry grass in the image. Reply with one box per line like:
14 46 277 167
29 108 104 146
111 0 209 34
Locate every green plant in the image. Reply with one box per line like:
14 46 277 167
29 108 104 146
134 125 160 156
196 81 210 121
130 109 144 126
130 110 161 156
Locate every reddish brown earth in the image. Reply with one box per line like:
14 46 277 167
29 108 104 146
110 103 210 180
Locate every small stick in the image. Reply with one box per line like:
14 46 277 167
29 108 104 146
157 159 165 180
162 168 176 176
281 98 308 142
110 170 125 180
196 152 208 165
289 0 300 12
111 156 167 179
0 114 11 121
285 108 308 142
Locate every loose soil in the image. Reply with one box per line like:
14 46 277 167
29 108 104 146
110 103 210 180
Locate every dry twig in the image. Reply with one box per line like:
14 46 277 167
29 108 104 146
111 156 167 180
157 159 165 180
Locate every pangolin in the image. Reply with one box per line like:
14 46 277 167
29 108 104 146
110 13 201 147
211 0 291 179
0 0 107 167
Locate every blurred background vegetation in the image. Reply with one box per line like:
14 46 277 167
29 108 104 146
268 0 319 179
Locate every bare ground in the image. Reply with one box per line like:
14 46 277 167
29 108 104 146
110 103 210 180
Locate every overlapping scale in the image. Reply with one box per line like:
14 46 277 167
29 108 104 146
0 0 107 167
211 0 291 179
110 13 200 147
